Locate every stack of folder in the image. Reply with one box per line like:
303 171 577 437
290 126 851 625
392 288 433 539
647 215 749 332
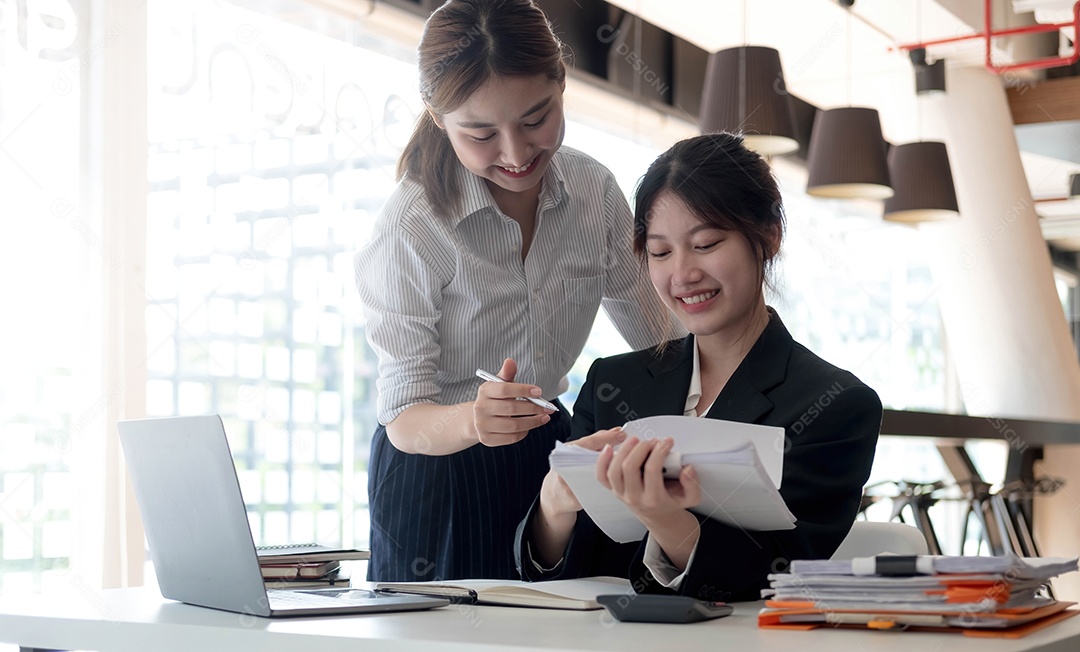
759 555 1079 638
256 543 370 590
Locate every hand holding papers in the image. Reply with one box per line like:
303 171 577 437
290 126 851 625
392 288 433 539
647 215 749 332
548 416 796 543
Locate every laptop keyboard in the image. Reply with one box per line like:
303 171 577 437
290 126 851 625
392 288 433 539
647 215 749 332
268 588 378 607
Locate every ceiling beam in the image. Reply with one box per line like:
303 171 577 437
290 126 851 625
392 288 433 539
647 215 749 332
1008 76 1080 125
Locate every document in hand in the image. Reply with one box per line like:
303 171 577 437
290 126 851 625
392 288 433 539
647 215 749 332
374 576 632 610
549 416 795 543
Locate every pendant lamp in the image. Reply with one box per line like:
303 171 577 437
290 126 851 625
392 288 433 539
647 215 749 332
911 48 946 95
804 2 892 199
806 107 893 199
883 3 959 224
883 141 959 222
699 46 799 155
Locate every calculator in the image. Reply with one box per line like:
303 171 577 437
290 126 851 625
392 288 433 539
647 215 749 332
596 594 734 623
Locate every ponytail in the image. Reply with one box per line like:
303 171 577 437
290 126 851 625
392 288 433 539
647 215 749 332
397 111 460 218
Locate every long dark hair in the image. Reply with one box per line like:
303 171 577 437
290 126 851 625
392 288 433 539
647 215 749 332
633 132 785 287
398 0 567 217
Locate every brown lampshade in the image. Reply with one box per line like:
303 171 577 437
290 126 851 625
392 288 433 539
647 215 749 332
883 141 959 222
699 46 798 155
909 48 946 95
806 107 893 199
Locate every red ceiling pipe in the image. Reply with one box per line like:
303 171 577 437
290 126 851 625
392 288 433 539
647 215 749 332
894 0 1080 74
986 0 1080 73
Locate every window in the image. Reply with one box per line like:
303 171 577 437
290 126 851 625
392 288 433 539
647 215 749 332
771 173 946 412
145 0 423 548
3 0 961 598
0 0 96 595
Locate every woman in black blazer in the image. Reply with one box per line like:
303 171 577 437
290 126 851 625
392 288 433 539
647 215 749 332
515 133 882 603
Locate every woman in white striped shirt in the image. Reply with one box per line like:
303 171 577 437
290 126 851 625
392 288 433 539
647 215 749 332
355 0 677 581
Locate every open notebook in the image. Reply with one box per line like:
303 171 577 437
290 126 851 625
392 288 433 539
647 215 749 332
374 577 632 610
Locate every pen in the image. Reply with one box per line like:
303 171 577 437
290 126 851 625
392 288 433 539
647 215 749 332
474 369 560 412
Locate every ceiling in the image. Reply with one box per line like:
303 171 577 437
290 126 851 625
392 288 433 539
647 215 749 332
605 0 1080 252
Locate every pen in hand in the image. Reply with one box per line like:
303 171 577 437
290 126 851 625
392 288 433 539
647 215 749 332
475 369 560 412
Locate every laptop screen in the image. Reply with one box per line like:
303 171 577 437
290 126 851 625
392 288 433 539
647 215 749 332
118 415 272 616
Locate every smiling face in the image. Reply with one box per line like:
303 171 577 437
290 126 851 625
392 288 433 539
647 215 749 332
435 74 565 204
645 191 769 341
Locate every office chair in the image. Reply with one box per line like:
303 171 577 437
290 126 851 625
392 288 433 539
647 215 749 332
858 479 945 554
830 521 930 560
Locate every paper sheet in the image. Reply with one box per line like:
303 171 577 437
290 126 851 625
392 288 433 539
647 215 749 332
551 417 796 543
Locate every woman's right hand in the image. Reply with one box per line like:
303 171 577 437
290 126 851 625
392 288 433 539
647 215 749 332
473 358 554 447
539 428 627 518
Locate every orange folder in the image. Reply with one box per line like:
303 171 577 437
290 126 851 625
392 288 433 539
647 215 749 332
758 600 1078 638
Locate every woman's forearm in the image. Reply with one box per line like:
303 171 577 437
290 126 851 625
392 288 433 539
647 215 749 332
531 500 578 569
385 402 479 455
642 510 701 572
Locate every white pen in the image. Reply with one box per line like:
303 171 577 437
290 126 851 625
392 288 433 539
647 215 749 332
474 368 560 412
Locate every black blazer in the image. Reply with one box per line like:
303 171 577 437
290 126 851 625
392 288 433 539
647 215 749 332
516 310 882 602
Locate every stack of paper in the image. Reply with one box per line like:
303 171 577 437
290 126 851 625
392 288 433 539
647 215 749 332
759 555 1080 637
549 416 795 543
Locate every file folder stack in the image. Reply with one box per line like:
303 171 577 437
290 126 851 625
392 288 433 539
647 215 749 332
758 555 1080 638
256 543 370 590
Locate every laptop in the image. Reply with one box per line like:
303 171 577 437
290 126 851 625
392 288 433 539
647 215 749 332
118 415 448 617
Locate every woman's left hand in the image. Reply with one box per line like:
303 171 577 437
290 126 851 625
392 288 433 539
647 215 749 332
595 436 701 524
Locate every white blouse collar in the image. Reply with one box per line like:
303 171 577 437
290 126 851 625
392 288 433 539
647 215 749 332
683 336 714 417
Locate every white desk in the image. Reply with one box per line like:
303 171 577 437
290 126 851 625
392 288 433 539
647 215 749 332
2 587 1080 652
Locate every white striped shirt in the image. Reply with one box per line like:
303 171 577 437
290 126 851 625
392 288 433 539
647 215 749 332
356 146 681 424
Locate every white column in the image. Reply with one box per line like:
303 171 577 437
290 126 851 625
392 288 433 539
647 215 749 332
87 0 148 588
921 67 1080 597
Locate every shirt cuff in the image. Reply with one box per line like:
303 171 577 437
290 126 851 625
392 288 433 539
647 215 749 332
527 540 564 574
643 533 698 589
